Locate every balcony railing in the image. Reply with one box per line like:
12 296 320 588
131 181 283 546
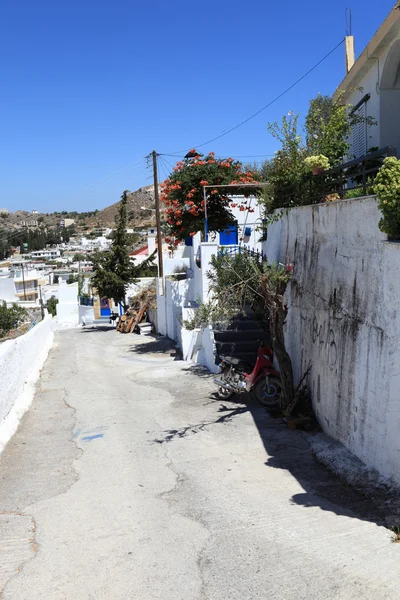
314 145 397 201
274 146 397 208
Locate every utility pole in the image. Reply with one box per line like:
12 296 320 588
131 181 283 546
151 150 164 291
39 285 44 320
21 262 27 301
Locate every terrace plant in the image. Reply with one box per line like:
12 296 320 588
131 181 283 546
374 156 400 239
304 155 330 174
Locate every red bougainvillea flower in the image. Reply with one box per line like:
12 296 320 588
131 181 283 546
160 150 261 243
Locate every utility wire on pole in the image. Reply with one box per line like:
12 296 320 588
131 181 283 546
151 151 164 293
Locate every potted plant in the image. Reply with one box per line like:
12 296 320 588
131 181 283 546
374 156 400 241
304 155 330 175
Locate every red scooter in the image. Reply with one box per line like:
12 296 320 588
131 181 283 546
214 343 281 406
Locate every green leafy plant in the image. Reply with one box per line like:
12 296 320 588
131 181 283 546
265 113 308 211
374 156 400 239
304 155 330 172
0 302 27 337
46 296 59 317
67 274 78 284
91 191 157 309
261 92 377 219
184 252 296 410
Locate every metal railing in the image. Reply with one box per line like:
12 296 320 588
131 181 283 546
275 146 397 207
314 145 397 200
218 244 267 263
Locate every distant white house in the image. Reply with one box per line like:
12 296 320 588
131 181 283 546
59 218 75 228
30 249 61 260
336 4 400 158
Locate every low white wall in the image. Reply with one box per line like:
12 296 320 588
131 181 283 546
79 305 95 325
126 278 155 299
0 315 54 452
56 282 79 326
264 196 400 485
163 257 191 276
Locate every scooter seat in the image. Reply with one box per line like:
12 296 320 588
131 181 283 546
221 356 253 371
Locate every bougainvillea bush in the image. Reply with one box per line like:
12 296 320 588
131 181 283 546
160 150 260 246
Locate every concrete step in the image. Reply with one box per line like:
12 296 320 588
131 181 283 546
138 322 153 335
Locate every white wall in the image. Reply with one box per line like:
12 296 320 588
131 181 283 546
0 278 18 303
0 315 54 452
126 278 155 299
156 241 219 372
163 257 191 276
264 196 400 485
56 282 78 326
79 305 95 325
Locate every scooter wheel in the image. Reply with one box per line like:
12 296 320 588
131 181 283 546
217 386 235 400
253 377 281 407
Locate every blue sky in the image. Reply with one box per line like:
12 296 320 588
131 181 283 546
0 0 395 213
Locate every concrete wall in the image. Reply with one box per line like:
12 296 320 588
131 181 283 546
264 196 400 485
0 315 54 452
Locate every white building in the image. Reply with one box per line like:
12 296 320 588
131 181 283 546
337 4 400 158
30 249 61 260
59 218 75 228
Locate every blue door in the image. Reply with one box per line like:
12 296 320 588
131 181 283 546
100 298 111 317
220 224 238 245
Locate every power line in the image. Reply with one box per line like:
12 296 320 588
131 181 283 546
158 156 170 181
82 156 146 191
160 38 344 156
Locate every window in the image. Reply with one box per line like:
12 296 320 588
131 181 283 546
351 103 367 159
350 94 370 159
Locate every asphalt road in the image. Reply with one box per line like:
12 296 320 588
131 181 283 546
0 326 399 599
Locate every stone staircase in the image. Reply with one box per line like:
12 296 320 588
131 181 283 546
213 313 271 366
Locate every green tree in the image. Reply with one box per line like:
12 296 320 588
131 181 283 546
73 253 86 262
0 302 27 337
91 191 149 309
305 91 377 166
264 113 308 211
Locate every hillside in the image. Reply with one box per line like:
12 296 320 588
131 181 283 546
86 185 157 228
0 185 158 232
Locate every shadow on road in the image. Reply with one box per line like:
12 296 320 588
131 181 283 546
153 399 248 444
129 335 183 360
135 334 394 528
80 325 116 332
